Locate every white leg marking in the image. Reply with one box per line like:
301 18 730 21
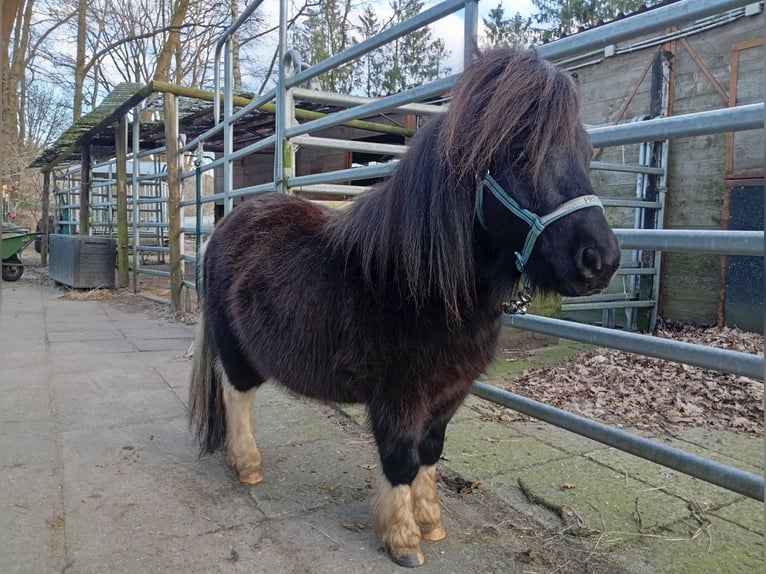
220 369 262 484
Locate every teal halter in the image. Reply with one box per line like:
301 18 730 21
475 173 604 272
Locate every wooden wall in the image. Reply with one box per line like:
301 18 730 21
571 7 764 327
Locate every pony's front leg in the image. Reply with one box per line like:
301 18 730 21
412 419 450 542
411 465 445 542
221 379 263 484
372 440 424 568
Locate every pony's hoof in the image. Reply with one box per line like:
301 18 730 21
420 525 446 541
391 549 425 568
239 469 263 484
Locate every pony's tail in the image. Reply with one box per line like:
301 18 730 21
188 241 226 455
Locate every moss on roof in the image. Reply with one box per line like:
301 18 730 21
30 83 153 170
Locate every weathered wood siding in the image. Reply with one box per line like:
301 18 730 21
571 8 764 326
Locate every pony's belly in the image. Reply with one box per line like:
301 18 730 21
270 371 365 405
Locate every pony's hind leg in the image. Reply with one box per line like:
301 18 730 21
220 369 263 485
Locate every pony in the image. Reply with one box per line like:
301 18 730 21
189 46 621 567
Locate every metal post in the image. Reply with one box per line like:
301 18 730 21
41 171 50 265
223 40 234 214
132 107 141 293
194 145 203 293
275 0 288 192
463 0 479 68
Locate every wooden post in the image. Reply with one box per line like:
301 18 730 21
79 146 91 235
41 170 50 265
115 115 129 288
164 93 182 310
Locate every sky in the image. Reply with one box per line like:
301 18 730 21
255 0 537 74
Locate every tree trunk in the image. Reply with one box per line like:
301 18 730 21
73 0 87 121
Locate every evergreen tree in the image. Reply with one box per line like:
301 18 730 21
369 0 451 96
357 6 386 96
482 4 532 47
293 0 358 93
531 0 663 42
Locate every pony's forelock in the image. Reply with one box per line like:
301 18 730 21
439 47 581 186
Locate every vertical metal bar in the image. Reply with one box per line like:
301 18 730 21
463 0 479 68
195 146 203 293
275 0 288 192
41 171 50 265
132 106 141 293
223 40 234 214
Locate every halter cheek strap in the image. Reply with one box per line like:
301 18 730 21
475 173 604 272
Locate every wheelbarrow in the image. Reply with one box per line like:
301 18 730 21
2 228 40 281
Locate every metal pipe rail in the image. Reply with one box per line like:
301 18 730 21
590 161 666 175
292 184 370 196
471 381 763 501
285 75 457 139
589 103 763 147
288 163 397 188
504 314 763 380
290 135 409 156
291 87 445 116
615 229 764 256
537 0 756 61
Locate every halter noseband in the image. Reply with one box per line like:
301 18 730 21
475 173 604 272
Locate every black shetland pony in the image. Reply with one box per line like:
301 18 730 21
189 47 621 567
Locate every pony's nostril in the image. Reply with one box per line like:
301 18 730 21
577 246 602 278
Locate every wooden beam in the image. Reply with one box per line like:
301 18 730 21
592 47 660 160
116 115 129 288
164 93 183 311
149 80 416 138
678 37 728 104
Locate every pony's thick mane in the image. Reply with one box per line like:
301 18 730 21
327 47 581 318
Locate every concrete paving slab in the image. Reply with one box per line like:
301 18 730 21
711 498 764 535
443 418 569 479
0 463 63 574
586 447 746 510
517 456 691 536
47 338 138 357
669 427 764 471
512 420 615 456
610 515 763 573
0 418 59 465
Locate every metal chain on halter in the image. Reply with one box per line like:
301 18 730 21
503 275 533 315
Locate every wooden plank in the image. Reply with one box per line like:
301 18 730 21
679 37 728 104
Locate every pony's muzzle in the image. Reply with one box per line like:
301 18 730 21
575 242 620 290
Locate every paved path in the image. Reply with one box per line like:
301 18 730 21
1 280 762 573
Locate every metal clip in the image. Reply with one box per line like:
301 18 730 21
503 288 533 315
